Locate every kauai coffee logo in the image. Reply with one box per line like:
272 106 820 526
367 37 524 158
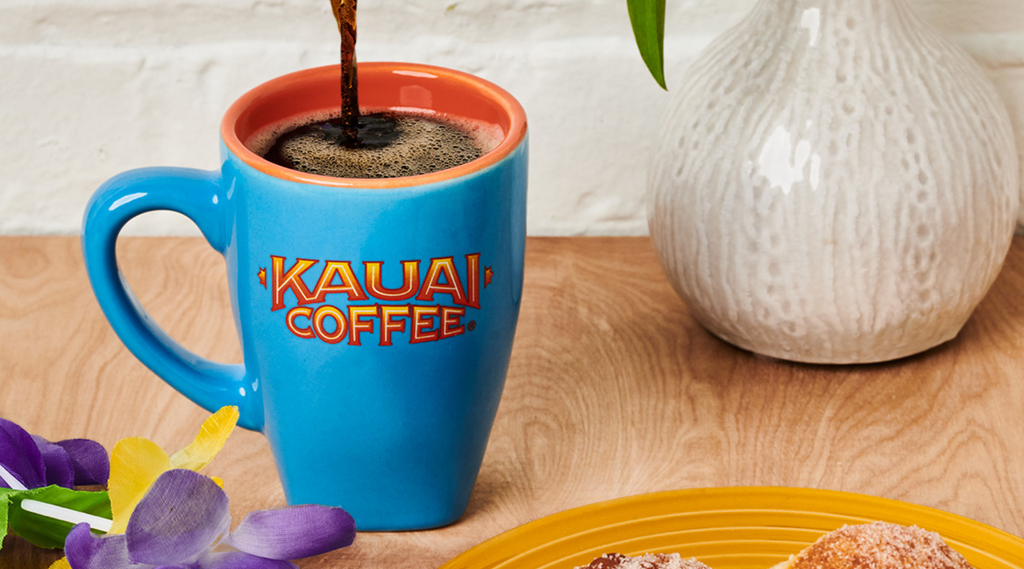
257 255 492 346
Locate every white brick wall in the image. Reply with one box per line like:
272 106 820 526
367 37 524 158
1 0 1022 236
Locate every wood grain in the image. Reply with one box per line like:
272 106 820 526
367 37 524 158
2 236 1024 568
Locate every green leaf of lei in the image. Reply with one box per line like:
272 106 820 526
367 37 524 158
626 0 667 89
0 485 111 550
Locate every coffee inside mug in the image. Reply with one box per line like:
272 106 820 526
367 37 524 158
221 62 527 189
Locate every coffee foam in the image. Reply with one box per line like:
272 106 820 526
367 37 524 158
245 108 505 179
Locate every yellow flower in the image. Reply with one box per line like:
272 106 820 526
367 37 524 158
47 406 238 569
107 406 239 534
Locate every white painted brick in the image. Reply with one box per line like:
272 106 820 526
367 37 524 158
0 0 1022 236
0 42 325 235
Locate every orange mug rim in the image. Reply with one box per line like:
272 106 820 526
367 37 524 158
221 62 528 189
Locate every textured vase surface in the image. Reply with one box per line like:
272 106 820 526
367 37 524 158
649 0 1020 363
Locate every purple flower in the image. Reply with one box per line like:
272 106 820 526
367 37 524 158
0 418 109 490
64 469 355 569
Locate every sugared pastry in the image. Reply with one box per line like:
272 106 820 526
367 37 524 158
773 522 975 569
578 553 713 569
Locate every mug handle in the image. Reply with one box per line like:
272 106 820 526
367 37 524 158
81 167 263 431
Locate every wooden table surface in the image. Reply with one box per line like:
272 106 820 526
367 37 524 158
2 236 1024 568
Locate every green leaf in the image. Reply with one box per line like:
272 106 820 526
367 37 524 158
626 0 667 89
0 487 15 547
0 485 111 550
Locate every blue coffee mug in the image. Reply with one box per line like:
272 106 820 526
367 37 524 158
82 62 528 530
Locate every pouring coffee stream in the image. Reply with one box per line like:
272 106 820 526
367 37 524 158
259 2 489 177
331 0 360 139
310 0 407 150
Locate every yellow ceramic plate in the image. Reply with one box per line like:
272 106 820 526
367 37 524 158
440 487 1024 569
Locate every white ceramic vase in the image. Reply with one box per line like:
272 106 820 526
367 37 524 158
649 0 1020 364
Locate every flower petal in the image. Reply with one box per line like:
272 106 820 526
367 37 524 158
47 557 72 569
64 523 147 569
125 469 230 566
107 437 170 534
169 406 238 472
224 505 355 560
199 552 298 569
0 418 46 488
54 439 111 486
32 436 75 489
